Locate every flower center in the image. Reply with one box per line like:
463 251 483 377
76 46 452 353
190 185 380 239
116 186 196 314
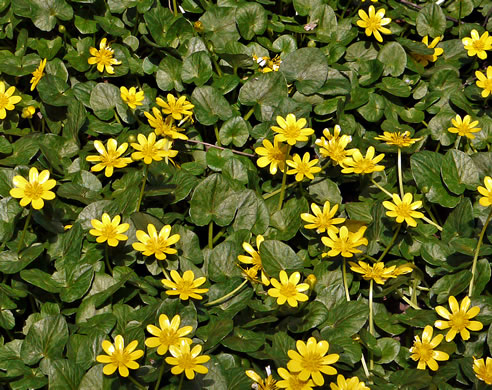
147 237 167 254
483 79 492 91
159 329 179 346
175 280 195 295
142 143 157 158
366 17 381 32
355 159 375 173
177 352 195 369
102 224 118 239
472 40 485 51
295 162 311 175
417 343 433 361
0 93 9 110
395 204 412 218
270 149 285 164
279 283 297 299
101 149 120 165
24 182 43 200
96 48 115 66
450 312 468 330
283 125 301 140
111 349 129 365
333 237 351 254
301 352 322 372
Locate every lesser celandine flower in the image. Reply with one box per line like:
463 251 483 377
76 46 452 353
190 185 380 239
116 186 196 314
271 113 314 146
89 213 129 247
412 36 443 67
96 335 144 377
447 114 481 139
161 270 209 300
0 81 21 119
255 135 289 175
245 366 277 390
131 132 171 164
88 38 121 74
132 223 180 260
157 93 194 120
475 66 492 97
30 58 46 91
238 235 270 286
409 325 449 371
321 226 368 258
477 176 492 207
301 201 346 235
341 147 385 175
277 368 315 390
21 106 35 119
434 296 483 342
10 167 56 210
390 263 414 277
473 357 492 385
462 29 492 59
286 153 321 181
375 131 422 148
86 139 132 177
382 193 424 227
357 6 391 43
349 261 396 285
329 375 370 390
120 86 144 109
145 314 193 355
267 270 309 307
316 134 354 166
165 340 210 380
144 107 188 140
287 337 339 386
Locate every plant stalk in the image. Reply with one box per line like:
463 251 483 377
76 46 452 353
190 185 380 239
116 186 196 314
468 208 492 296
277 145 292 211
208 221 213 249
17 209 32 253
136 164 149 212
342 259 351 301
204 279 248 307
377 224 401 263
369 279 374 371
397 148 404 198
105 245 113 275
154 362 166 390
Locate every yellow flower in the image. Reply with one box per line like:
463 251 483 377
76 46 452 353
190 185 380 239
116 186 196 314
21 106 36 119
409 325 449 371
88 38 121 74
144 107 188 140
349 260 396 285
341 147 385 175
96 335 144 377
238 235 270 286
321 226 368 258
277 367 315 390
131 132 171 164
267 270 309 307
255 135 289 175
447 114 481 139
86 139 132 177
9 167 56 210
165 340 210 379
256 54 282 73
287 337 339 386
0 81 21 120
156 93 194 121
390 263 414 277
357 6 391 43
473 356 492 385
132 223 180 260
271 113 314 146
238 264 262 284
361 0 378 2
145 314 193 355
30 58 47 91
161 270 209 300
434 296 483 342
462 29 492 59
475 66 492 98
245 366 278 390
120 86 144 109
329 375 370 390
286 153 322 181
374 131 422 148
382 193 425 227
477 176 492 207
301 201 346 235
89 213 129 247
316 133 354 166
412 36 444 67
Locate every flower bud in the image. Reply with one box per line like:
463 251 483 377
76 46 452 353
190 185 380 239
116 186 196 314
306 273 317 290
21 106 35 119
194 21 204 33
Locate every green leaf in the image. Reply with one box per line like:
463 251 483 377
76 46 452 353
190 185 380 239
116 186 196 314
20 269 63 293
377 77 412 97
431 270 472 304
441 149 480 195
233 189 259 231
239 71 288 107
197 316 234 350
221 327 266 352
281 47 329 94
287 301 329 333
357 94 385 122
410 151 460 208
181 51 213 86
442 198 474 242
0 245 44 274
268 197 308 241
156 56 183 92
49 359 85 390
390 369 432 389
219 116 249 147
89 83 120 121
377 42 407 77
208 242 242 282
307 177 342 205
191 86 233 126
311 4 337 42
416 3 446 38
200 6 240 52
376 338 400 364
320 300 369 339
235 3 267 40
260 240 304 276
31 0 73 32
473 258 491 297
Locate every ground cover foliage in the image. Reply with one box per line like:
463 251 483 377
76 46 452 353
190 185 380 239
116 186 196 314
0 0 492 388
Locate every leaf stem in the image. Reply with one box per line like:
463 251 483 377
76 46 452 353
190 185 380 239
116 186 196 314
159 261 171 280
17 209 32 253
421 215 443 231
263 182 297 200
243 106 255 121
128 375 146 390
360 352 371 379
105 245 113 275
154 361 166 390
277 145 292 211
204 279 248 307
185 139 255 157
342 259 351 301
136 164 149 212
468 207 492 296
396 289 421 310
397 148 404 198
454 135 462 150
377 224 401 263
214 124 221 146
208 221 213 249
370 178 393 198
172 0 178 16
369 279 374 371
178 372 185 390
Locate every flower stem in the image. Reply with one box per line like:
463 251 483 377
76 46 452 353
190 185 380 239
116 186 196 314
277 145 292 212
454 135 462 150
377 224 401 263
185 139 255 157
178 372 185 390
105 245 113 275
263 182 297 200
360 352 370 380
243 106 255 121
136 164 149 212
159 261 171 280
397 148 404 198
421 215 443 231
172 0 178 16
17 209 32 253
369 279 374 371
208 221 213 249
214 124 221 146
361 254 379 263
342 259 351 301
396 289 421 310
128 375 146 390
154 362 166 390
370 178 393 198
204 279 248 307
468 207 492 296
